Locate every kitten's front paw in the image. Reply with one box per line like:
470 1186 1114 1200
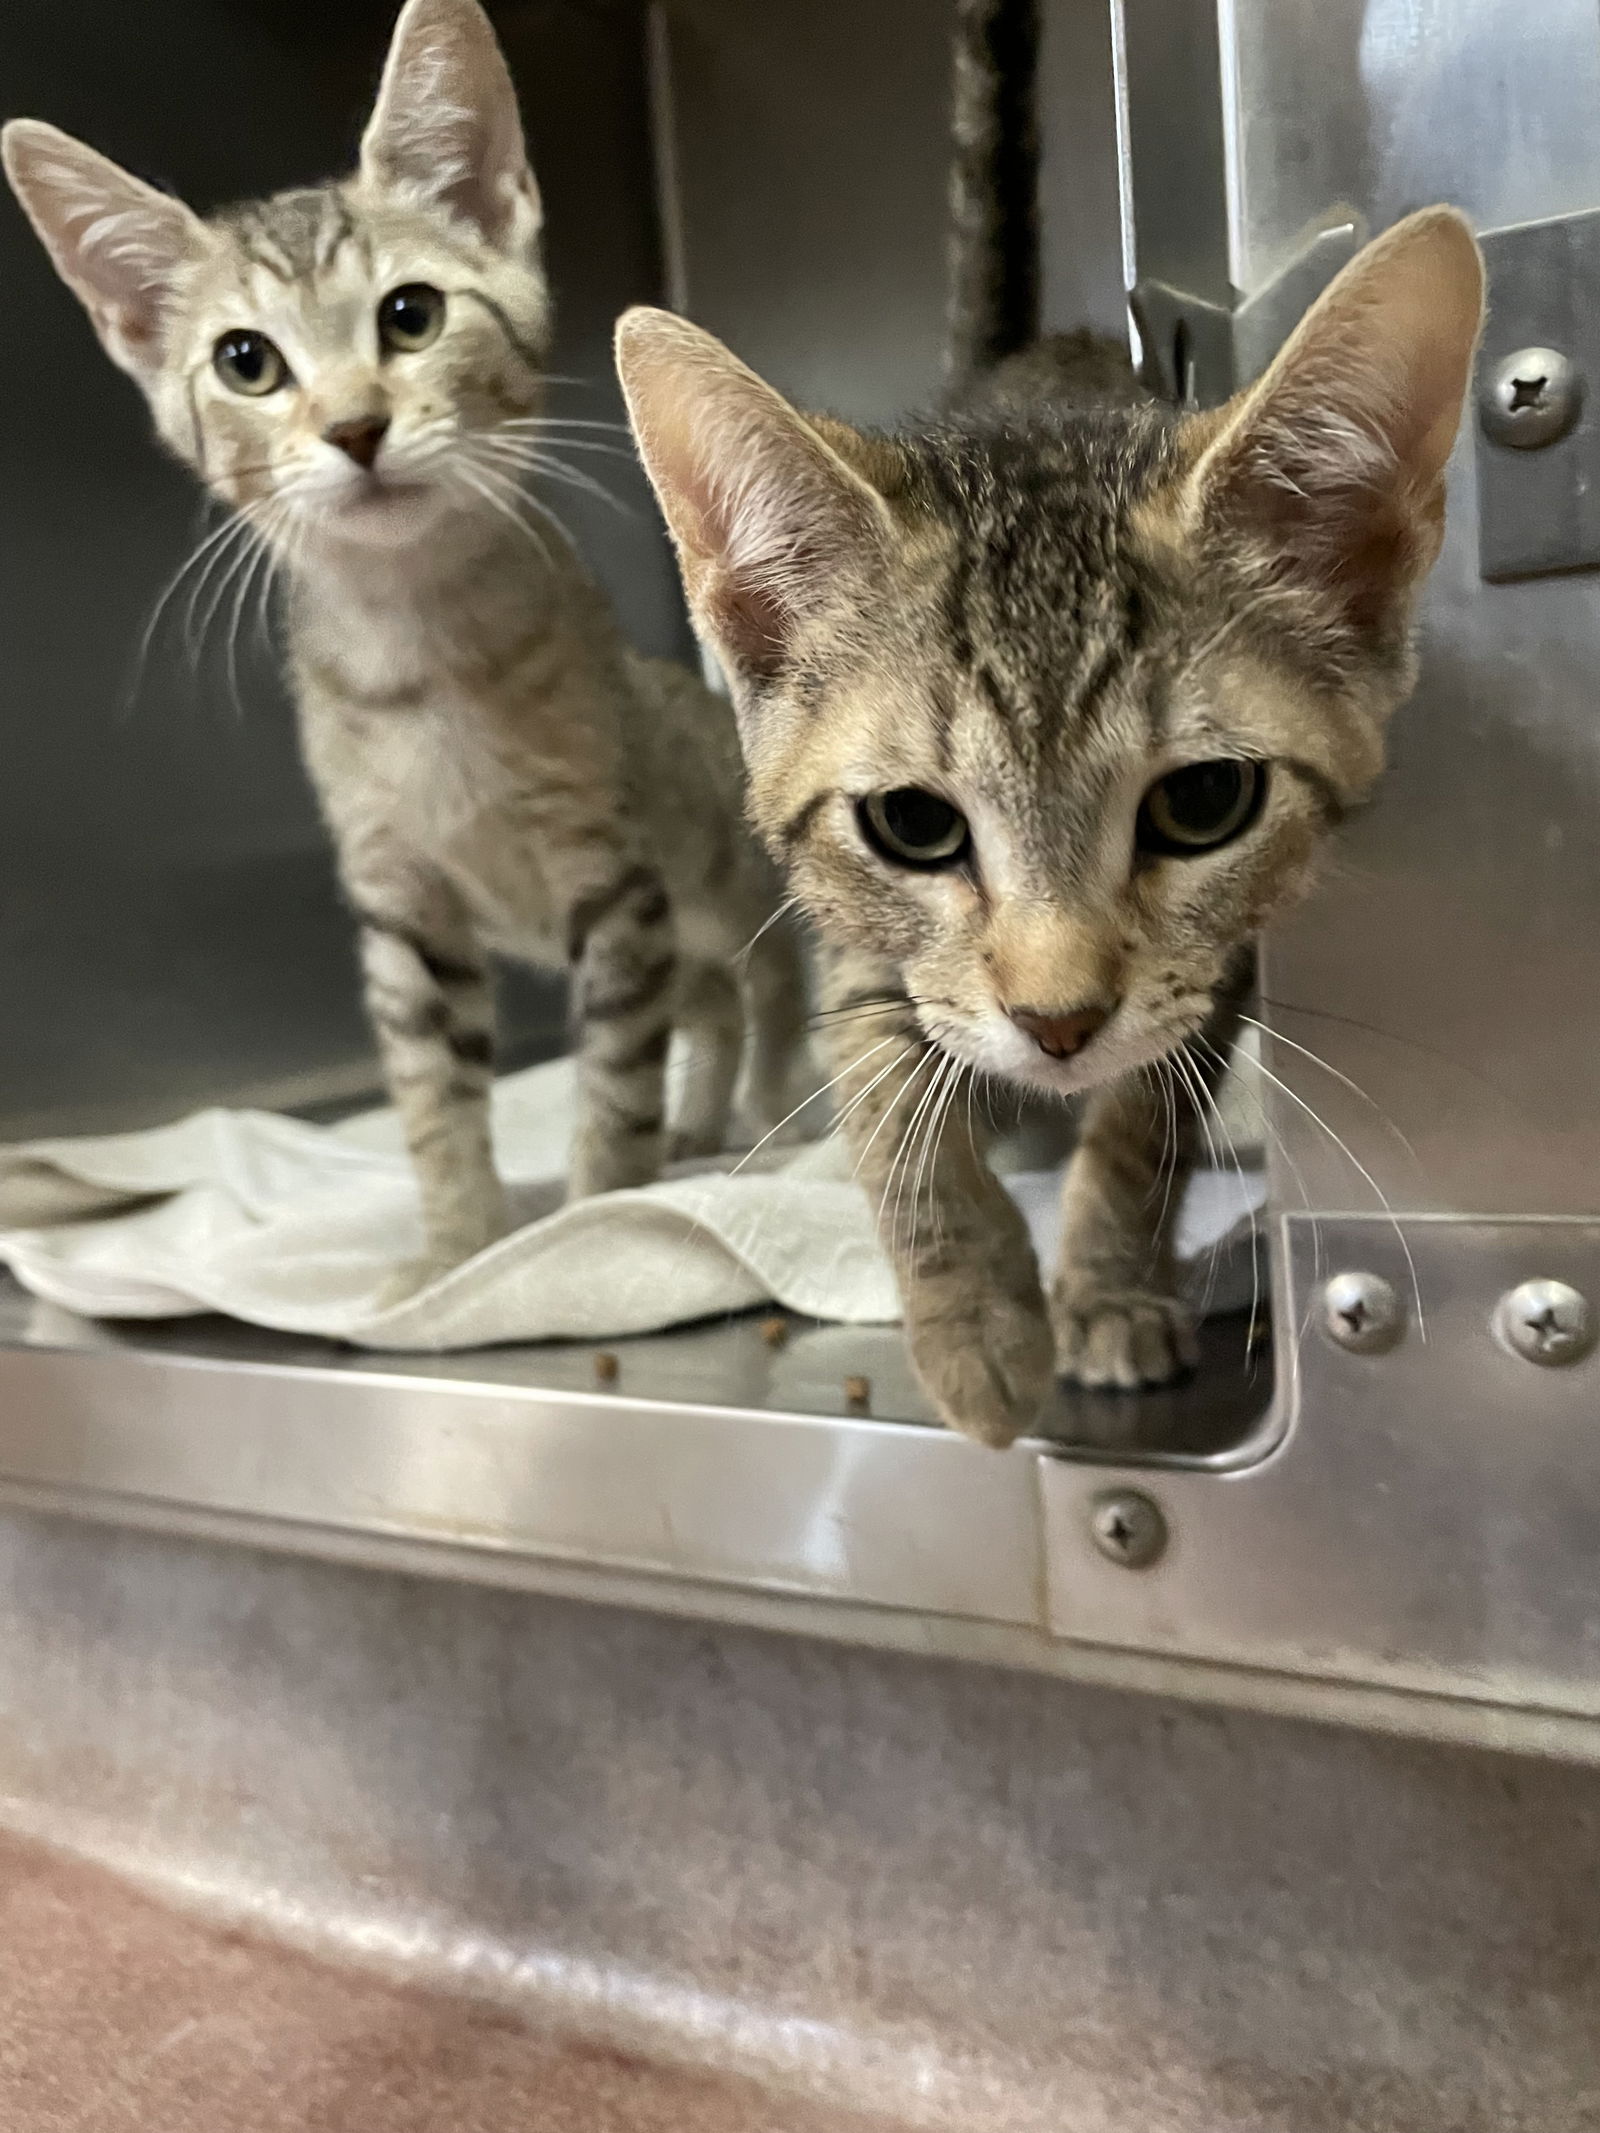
373 1210 513 1309
906 1288 1055 1449
1051 1279 1199 1390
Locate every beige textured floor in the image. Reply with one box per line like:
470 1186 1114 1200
0 1833 897 2133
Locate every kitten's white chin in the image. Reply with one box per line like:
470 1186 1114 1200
315 480 452 551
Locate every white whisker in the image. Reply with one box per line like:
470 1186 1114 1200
851 1047 932 1183
448 459 556 568
497 412 632 436
179 510 260 667
473 436 630 515
824 1043 920 1158
1246 1045 1425 1341
728 1033 901 1176
1237 1013 1424 1181
735 895 800 968
882 1050 951 1267
124 507 251 717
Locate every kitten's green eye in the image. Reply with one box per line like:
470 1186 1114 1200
212 330 288 397
858 788 971 868
378 283 446 353
1137 758 1265 856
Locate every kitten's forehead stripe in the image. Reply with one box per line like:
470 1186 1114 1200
928 677 957 770
459 288 549 371
910 407 1180 755
776 792 830 850
1279 757 1348 824
214 188 369 290
315 192 358 275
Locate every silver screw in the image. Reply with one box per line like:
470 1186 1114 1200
1494 1279 1596 1366
1321 1270 1402 1354
1481 346 1581 449
1089 1490 1167 1570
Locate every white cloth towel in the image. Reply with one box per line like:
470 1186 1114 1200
0 1059 1264 1349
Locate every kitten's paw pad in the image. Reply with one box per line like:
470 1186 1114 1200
909 1293 1055 1449
1052 1285 1199 1390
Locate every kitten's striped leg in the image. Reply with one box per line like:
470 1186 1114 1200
669 961 743 1159
819 946 1053 1448
565 861 676 1200
1051 985 1247 1390
356 890 509 1278
739 917 818 1138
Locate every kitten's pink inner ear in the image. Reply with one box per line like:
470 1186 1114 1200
617 308 891 682
1192 208 1485 620
1 120 208 372
359 0 540 247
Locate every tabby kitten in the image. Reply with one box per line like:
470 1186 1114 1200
616 9 1483 1444
3 0 805 1287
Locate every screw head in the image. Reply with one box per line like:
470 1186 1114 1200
1089 1489 1168 1570
1494 1279 1596 1366
1481 346 1582 449
1321 1270 1402 1354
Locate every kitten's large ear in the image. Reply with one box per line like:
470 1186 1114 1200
616 308 894 686
359 0 540 251
1186 207 1484 632
2 120 209 377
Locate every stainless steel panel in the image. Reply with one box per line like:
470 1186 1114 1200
18 1222 1600 1760
7 1513 1600 2130
1215 0 1600 1219
657 0 1131 421
655 0 952 421
1036 0 1130 341
0 1310 1043 1625
1043 1214 1600 1719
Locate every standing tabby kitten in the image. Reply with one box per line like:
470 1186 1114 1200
616 0 1483 1444
3 0 806 1287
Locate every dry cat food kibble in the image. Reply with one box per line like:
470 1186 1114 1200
593 1351 619 1384
843 1375 871 1411
759 1316 791 1349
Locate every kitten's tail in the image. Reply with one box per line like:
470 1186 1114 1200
944 0 1041 393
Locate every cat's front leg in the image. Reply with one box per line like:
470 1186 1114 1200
819 949 1053 1447
563 857 676 1199
1051 990 1244 1390
1049 1070 1199 1389
353 875 509 1290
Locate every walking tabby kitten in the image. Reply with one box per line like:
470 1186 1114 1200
617 0 1483 1443
4 0 805 1286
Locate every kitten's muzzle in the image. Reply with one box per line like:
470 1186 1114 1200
323 415 390 470
1008 1002 1114 1061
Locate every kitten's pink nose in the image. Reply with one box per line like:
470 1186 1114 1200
1009 1002 1113 1060
324 415 390 469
